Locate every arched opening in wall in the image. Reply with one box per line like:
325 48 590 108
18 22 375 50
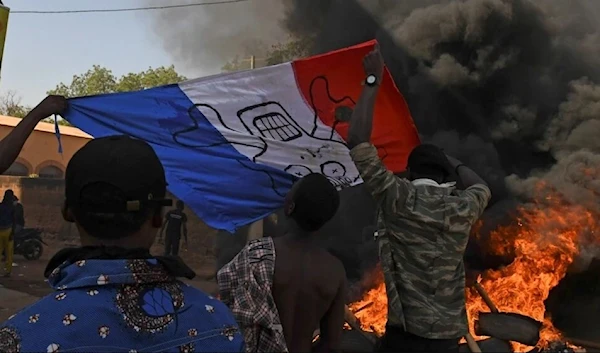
38 165 64 179
4 162 29 177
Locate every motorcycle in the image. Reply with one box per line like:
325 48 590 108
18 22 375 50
13 228 46 260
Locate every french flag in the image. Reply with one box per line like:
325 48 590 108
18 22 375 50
64 40 420 232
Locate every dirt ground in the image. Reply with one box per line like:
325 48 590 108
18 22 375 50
0 237 220 322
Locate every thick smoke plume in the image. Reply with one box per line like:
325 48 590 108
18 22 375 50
283 0 600 193
149 0 600 268
146 0 287 75
148 0 600 337
149 0 600 329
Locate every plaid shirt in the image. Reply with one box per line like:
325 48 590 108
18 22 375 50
217 237 288 353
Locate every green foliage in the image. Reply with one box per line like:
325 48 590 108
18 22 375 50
265 37 313 66
3 104 27 118
42 117 73 126
221 56 246 73
0 90 29 118
47 65 187 98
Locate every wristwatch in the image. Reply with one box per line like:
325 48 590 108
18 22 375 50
365 74 378 86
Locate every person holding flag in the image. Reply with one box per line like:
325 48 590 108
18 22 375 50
347 44 491 353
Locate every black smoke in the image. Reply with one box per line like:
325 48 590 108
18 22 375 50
145 0 288 75
283 0 599 191
150 0 600 337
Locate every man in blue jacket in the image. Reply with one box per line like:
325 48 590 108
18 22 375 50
0 135 244 353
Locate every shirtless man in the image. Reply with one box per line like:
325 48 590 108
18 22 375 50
218 173 346 352
273 173 347 352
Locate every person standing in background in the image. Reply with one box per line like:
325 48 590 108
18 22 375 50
13 195 23 233
159 200 188 256
0 189 15 277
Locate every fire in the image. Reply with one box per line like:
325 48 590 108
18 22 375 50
349 186 598 351
349 266 388 336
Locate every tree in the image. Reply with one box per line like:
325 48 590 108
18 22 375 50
0 90 29 118
221 56 247 73
221 36 313 73
0 90 71 126
116 66 187 93
48 65 187 98
45 65 186 127
48 65 117 97
264 37 313 66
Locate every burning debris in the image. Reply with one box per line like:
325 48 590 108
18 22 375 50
347 186 598 352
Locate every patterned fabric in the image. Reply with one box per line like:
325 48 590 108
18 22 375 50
350 143 491 339
0 257 244 353
217 237 288 353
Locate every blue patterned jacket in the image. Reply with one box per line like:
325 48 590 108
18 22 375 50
0 250 245 353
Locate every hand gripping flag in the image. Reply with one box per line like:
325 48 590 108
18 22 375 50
64 40 420 232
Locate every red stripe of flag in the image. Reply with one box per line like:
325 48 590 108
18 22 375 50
292 40 420 173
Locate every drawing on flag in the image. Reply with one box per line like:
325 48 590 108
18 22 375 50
170 70 359 195
63 40 420 232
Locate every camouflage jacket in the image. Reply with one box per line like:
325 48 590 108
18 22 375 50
350 143 491 339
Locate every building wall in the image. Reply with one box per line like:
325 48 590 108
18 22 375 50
0 118 91 177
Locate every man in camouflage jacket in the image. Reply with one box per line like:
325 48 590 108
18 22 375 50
347 44 492 353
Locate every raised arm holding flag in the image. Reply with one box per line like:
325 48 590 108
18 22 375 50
0 95 66 174
348 45 491 353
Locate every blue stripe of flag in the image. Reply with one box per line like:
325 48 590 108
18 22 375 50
64 84 294 232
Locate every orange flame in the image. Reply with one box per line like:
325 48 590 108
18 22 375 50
349 185 598 351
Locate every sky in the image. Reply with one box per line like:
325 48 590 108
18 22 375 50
0 0 207 108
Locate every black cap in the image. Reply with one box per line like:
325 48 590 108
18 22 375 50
65 135 172 213
407 144 454 177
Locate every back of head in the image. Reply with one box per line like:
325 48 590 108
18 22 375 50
65 135 171 241
286 173 340 232
3 189 14 203
407 144 453 183
176 200 185 210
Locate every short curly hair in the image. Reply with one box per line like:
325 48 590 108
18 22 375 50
289 173 340 232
